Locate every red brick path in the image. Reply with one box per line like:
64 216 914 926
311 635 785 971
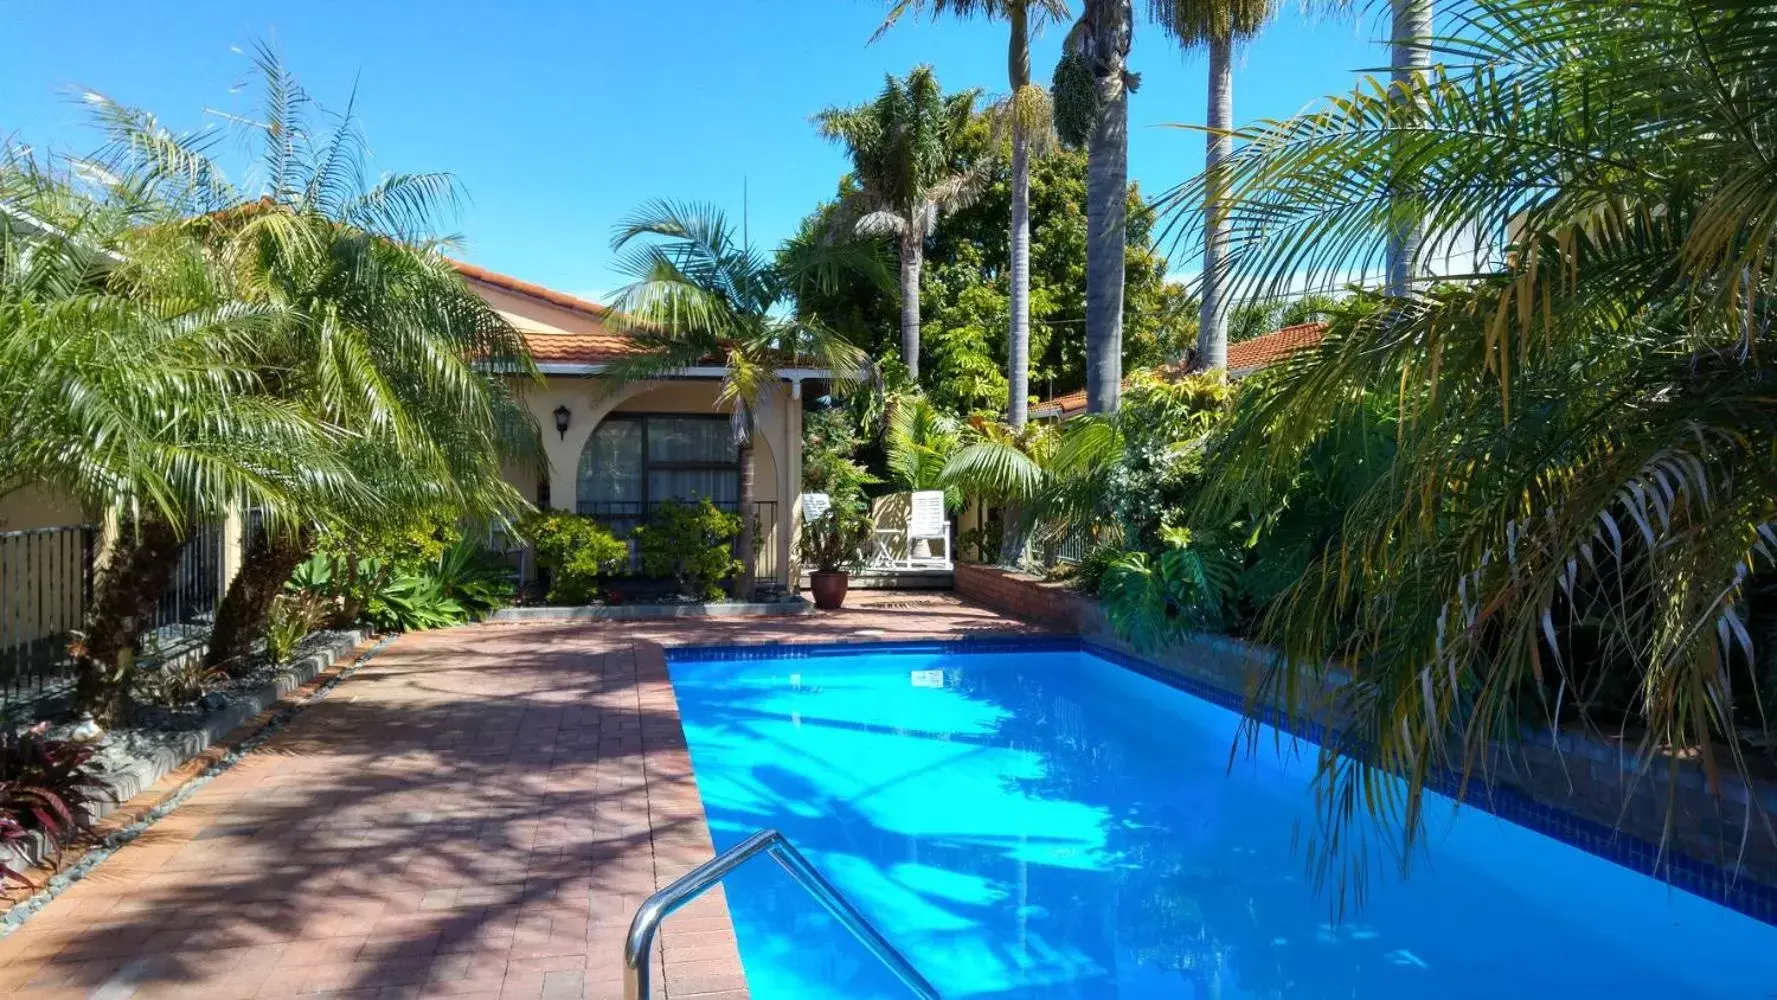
0 597 1034 999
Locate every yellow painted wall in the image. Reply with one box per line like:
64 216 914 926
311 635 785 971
0 485 87 532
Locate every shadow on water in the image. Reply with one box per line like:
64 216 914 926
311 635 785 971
670 649 1773 1000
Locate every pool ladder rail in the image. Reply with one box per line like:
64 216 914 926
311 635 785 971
623 828 942 1000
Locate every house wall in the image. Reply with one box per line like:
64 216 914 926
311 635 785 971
0 485 86 533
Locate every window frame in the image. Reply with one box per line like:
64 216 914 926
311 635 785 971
575 413 741 521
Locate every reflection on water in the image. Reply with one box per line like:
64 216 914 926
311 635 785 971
669 650 1777 1000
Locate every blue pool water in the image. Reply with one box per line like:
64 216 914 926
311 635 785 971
668 644 1777 998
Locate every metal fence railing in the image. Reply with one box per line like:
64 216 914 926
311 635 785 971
146 520 228 661
0 525 95 708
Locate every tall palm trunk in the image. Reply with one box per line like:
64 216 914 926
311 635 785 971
1085 0 1132 414
204 527 313 672
1196 33 1234 372
1386 0 1433 296
77 516 188 725
735 437 757 601
1007 5 1034 429
899 230 924 379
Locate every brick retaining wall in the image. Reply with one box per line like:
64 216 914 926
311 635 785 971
954 561 1777 902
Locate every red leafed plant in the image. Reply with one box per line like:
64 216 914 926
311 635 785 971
0 725 103 885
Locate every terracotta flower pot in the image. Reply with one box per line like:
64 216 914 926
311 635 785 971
809 570 850 610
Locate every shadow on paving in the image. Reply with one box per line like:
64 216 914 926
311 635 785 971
6 638 703 998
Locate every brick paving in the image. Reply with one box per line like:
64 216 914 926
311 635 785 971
0 595 1035 999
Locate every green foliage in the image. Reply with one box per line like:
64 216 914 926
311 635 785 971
802 405 880 504
263 591 329 665
1100 528 1240 651
884 394 962 506
365 573 466 632
633 499 742 601
1160 0 1777 900
521 511 630 606
794 128 1191 417
798 502 875 573
433 538 517 619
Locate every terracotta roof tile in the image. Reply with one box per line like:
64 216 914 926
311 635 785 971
1030 322 1328 417
1227 322 1327 372
450 259 648 366
449 259 610 319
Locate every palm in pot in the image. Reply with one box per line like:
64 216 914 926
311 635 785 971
798 504 874 610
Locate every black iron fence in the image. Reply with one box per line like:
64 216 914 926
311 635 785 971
1 520 233 708
0 525 94 707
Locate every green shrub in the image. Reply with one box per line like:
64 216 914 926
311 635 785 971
264 590 329 663
366 573 466 631
797 502 873 573
633 499 741 601
1100 528 1239 652
522 512 630 605
433 538 516 618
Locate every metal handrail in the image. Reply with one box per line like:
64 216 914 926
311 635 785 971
623 828 940 1000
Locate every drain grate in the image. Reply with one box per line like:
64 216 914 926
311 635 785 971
857 599 951 610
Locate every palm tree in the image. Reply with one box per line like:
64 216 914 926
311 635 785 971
939 417 1054 567
815 66 986 381
605 200 868 600
1149 0 1275 372
1386 0 1433 296
1169 0 1777 900
84 46 539 672
1058 0 1136 413
1 153 356 722
873 2 1073 427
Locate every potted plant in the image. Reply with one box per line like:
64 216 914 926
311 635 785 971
798 503 873 610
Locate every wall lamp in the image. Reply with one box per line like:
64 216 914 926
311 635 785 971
554 404 571 440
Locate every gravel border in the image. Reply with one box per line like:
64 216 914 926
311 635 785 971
0 629 367 878
0 633 398 935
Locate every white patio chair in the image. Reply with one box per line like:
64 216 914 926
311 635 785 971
902 490 952 569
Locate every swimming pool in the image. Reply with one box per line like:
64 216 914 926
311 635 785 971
668 641 1777 998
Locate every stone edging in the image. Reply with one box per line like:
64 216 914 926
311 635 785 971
490 598 813 622
1 629 366 876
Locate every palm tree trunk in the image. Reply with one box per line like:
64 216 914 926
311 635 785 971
77 516 188 725
1196 32 1234 372
204 527 312 672
899 230 923 380
1007 5 1033 429
1386 0 1433 296
1085 0 1131 414
735 439 757 601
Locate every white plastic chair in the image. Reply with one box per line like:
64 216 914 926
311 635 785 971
903 490 952 568
799 493 832 522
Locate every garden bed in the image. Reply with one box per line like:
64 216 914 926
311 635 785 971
491 596 813 621
1 628 366 875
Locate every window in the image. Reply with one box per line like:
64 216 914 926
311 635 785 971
576 415 740 536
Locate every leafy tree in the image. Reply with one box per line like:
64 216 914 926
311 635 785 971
1174 0 1777 901
83 47 539 674
604 200 867 599
815 66 986 380
634 499 743 602
885 394 963 507
794 137 1191 419
873 1 1074 427
939 417 1056 566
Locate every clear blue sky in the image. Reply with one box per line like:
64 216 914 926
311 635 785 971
1 1 1392 301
